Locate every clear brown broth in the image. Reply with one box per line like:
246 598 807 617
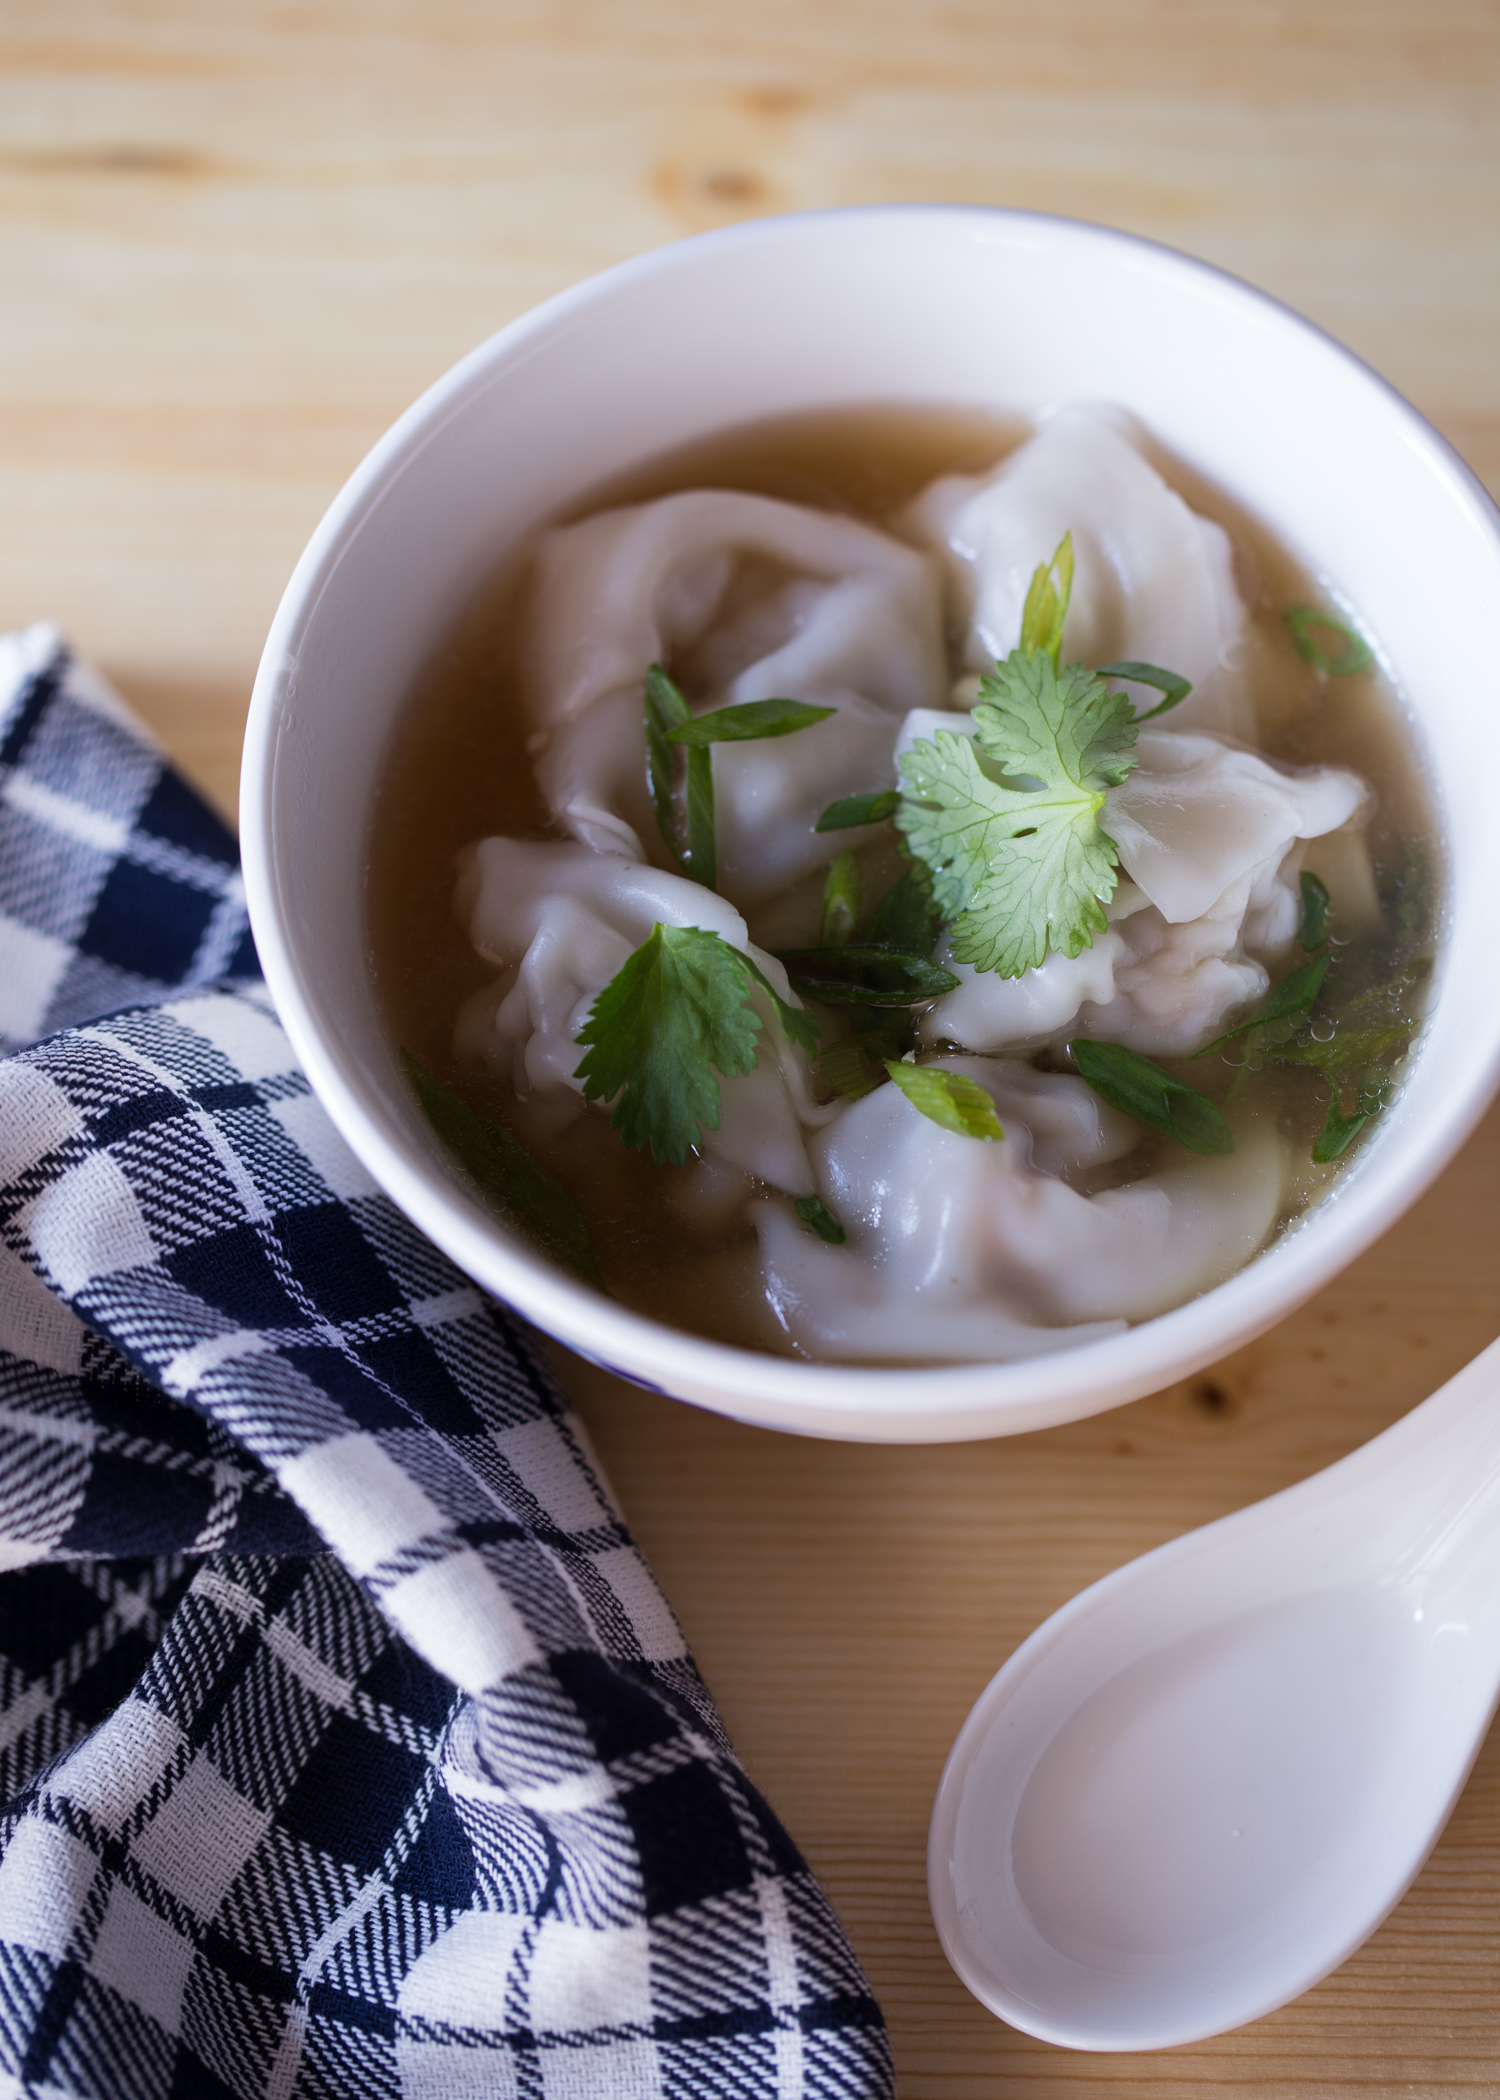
367 405 1439 1356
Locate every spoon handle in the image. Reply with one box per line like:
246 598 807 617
1284 1333 1500 1580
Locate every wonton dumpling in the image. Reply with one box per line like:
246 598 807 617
524 491 949 902
905 405 1254 738
905 717 1368 1056
454 837 837 1195
756 1057 1285 1360
926 868 1309 1060
1107 730 1368 924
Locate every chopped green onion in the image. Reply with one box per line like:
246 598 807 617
1070 1039 1233 1156
1095 660 1193 720
794 1193 847 1243
815 790 899 832
666 698 836 745
866 863 941 955
1283 606 1373 677
645 665 717 888
1019 532 1074 666
402 1053 605 1291
647 673 834 890
1194 956 1329 1058
645 664 692 874
1297 870 1331 951
684 748 715 890
1269 1024 1412 1077
884 1061 1005 1140
816 1039 880 1101
1312 1076 1390 1163
820 850 861 947
777 946 960 1007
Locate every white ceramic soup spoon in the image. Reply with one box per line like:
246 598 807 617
927 1332 1500 2052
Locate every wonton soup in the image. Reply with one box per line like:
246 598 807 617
368 404 1438 1365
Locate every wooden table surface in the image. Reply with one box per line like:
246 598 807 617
4 4 1499 2091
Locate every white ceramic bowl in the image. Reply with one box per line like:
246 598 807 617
241 205 1500 1443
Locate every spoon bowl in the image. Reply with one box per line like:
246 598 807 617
928 1334 1500 2050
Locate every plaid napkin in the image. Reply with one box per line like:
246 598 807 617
0 628 893 2100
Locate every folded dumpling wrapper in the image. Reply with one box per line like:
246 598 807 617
755 1057 1286 1360
524 490 950 903
456 837 835 1196
905 403 1254 739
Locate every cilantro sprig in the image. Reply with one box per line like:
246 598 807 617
896 655 1140 978
574 924 817 1167
893 534 1196 981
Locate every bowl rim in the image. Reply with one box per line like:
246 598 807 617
241 202 1500 1439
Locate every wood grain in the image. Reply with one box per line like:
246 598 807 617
2 3 1499 2091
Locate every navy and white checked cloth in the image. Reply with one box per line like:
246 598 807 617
0 628 893 2099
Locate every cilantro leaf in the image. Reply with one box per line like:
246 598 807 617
667 699 836 744
735 950 821 1057
898 730 1112 977
402 1053 605 1291
574 925 817 1166
1069 1039 1234 1156
974 650 1141 794
896 651 1138 978
777 945 959 1006
816 790 899 832
575 925 756 1164
884 1060 1005 1140
794 1194 847 1243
